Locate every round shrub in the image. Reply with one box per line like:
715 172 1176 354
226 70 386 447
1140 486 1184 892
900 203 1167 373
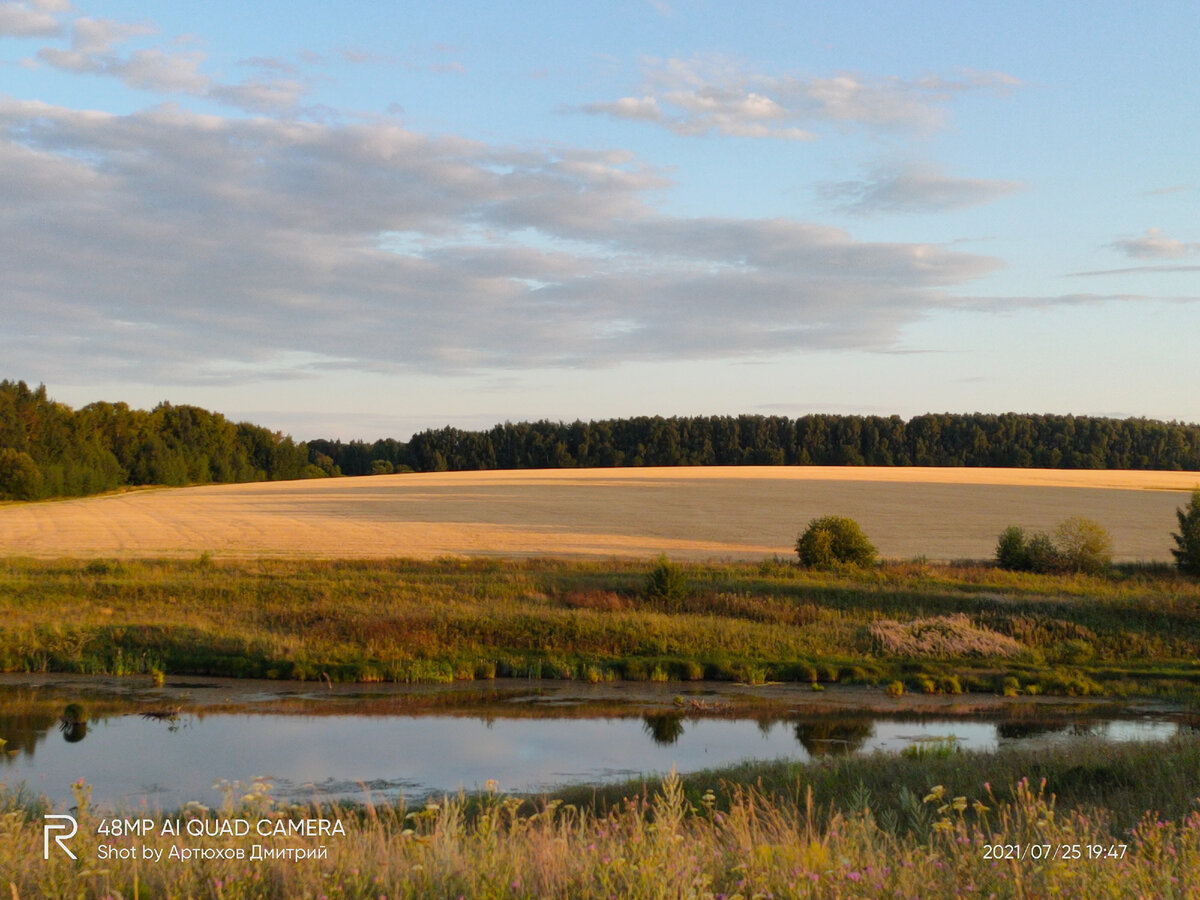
795 516 877 569
995 525 1030 570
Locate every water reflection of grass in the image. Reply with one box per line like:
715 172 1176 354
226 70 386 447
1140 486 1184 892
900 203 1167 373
4 737 1200 898
2 556 1200 701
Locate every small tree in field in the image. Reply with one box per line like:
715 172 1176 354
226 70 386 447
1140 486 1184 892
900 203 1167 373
1173 490 1200 576
1054 516 1113 574
796 516 876 569
995 525 1030 571
646 555 688 607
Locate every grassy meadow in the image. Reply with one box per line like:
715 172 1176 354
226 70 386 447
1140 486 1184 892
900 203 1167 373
2 555 1200 700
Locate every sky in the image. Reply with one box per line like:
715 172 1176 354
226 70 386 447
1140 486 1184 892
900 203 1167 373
2 0 1198 440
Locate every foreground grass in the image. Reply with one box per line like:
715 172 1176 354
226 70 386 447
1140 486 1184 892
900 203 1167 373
2 556 1200 698
4 737 1200 899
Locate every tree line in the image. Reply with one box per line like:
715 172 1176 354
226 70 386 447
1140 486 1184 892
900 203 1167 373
0 380 312 500
5 380 1200 502
312 412 1200 476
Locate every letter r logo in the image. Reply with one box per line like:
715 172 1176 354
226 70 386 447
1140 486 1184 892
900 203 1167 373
44 814 78 860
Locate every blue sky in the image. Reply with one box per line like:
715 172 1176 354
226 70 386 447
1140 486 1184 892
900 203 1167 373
2 0 1197 439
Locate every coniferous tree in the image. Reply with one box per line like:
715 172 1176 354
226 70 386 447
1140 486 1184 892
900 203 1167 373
1173 490 1200 576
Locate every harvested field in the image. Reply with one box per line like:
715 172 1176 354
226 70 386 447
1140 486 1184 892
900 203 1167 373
0 466 1197 561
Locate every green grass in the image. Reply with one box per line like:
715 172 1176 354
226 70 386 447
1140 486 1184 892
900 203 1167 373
1 556 1199 698
563 734 1200 834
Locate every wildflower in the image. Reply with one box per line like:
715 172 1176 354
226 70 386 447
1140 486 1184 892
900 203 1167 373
924 785 945 803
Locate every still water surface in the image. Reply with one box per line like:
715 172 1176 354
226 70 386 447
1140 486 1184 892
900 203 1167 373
2 700 1185 811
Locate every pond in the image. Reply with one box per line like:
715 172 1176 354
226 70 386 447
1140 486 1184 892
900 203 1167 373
0 675 1190 811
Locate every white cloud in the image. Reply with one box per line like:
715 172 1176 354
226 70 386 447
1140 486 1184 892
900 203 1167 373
32 11 314 113
208 79 308 114
580 57 1020 139
822 165 1025 214
0 1 61 36
36 15 210 93
581 96 664 122
39 44 209 92
0 97 1023 386
68 16 152 53
1109 227 1198 259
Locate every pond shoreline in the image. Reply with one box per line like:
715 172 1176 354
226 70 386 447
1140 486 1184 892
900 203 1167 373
0 672 1186 721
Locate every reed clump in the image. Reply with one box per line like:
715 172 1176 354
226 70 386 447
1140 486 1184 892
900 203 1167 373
869 614 1025 658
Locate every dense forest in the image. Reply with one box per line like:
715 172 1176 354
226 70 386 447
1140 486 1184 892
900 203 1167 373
4 379 1200 501
0 380 316 500
313 412 1200 475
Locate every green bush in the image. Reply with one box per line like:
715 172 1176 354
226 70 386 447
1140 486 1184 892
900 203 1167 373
645 555 688 607
995 525 1029 570
795 516 877 569
994 517 1112 574
0 448 43 500
1024 532 1061 573
1172 490 1200 576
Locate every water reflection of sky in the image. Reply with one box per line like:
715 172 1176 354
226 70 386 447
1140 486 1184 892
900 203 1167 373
0 712 1182 812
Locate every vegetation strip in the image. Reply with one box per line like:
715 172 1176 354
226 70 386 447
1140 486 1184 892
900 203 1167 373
5 379 1200 502
4 737 1200 899
2 556 1199 701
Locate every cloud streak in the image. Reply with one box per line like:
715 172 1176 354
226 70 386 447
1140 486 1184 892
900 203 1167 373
821 165 1025 214
580 57 1020 139
1109 227 1199 260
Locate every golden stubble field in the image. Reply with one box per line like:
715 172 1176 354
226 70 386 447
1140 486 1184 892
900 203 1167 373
1 466 1198 562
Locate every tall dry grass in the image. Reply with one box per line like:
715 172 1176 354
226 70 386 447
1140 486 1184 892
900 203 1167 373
869 614 1025 658
4 758 1200 899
